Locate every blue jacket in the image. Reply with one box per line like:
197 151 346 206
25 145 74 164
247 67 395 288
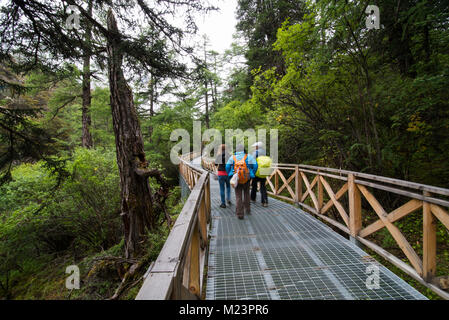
226 151 258 178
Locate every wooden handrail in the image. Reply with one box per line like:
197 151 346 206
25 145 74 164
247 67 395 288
136 152 210 300
200 156 449 299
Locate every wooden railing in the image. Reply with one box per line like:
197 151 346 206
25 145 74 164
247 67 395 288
200 156 449 299
136 152 211 300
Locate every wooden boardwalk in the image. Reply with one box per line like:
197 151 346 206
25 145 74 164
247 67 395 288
190 158 427 300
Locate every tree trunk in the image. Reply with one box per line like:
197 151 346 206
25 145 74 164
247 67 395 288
203 40 209 128
148 74 155 143
81 0 93 148
106 10 155 258
204 80 209 129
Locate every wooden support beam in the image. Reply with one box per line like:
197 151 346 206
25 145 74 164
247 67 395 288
300 172 319 212
320 176 349 227
275 170 279 195
322 183 348 214
358 185 423 275
295 166 302 203
423 191 437 281
430 204 449 230
359 199 422 238
318 173 323 213
300 175 318 203
277 169 296 200
188 223 201 298
348 174 362 237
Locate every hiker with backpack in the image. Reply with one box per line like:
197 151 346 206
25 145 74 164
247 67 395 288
226 144 258 220
215 144 231 208
250 142 271 207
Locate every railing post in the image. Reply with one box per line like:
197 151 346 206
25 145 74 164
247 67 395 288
423 191 436 281
348 173 362 247
199 194 208 249
188 222 201 298
317 171 323 213
206 176 211 221
295 165 302 204
275 169 279 195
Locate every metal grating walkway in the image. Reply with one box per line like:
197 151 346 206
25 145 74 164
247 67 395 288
191 158 427 300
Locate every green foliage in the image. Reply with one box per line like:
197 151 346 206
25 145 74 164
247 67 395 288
0 148 121 298
143 97 200 181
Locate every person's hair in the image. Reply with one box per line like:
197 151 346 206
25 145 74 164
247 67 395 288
217 144 226 155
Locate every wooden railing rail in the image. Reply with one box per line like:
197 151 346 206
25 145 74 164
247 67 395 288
200 156 449 299
136 152 210 300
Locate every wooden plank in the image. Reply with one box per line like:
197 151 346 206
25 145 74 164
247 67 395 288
358 184 423 275
300 172 320 212
297 168 348 182
322 183 348 214
136 272 173 300
359 199 422 238
205 177 211 222
298 163 449 197
423 191 436 281
355 179 449 208
198 195 208 249
267 192 295 204
320 176 349 227
189 223 201 298
430 204 449 230
181 233 192 290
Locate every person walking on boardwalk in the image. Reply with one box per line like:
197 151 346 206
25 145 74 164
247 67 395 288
250 142 270 207
226 144 257 219
215 144 231 208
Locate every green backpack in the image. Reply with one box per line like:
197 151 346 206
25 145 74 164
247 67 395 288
255 156 273 178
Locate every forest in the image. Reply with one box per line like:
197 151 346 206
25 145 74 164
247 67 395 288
0 0 448 300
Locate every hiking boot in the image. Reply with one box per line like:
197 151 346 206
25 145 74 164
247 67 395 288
220 203 226 208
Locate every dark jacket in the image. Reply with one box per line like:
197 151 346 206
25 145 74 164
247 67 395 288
215 151 230 172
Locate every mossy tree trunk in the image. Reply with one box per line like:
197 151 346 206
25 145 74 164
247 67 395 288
106 10 155 258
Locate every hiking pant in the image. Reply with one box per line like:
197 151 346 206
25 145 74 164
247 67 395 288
235 181 250 218
251 177 268 204
218 175 231 205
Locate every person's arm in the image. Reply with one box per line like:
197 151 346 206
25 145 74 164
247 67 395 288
246 154 258 176
226 156 234 176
